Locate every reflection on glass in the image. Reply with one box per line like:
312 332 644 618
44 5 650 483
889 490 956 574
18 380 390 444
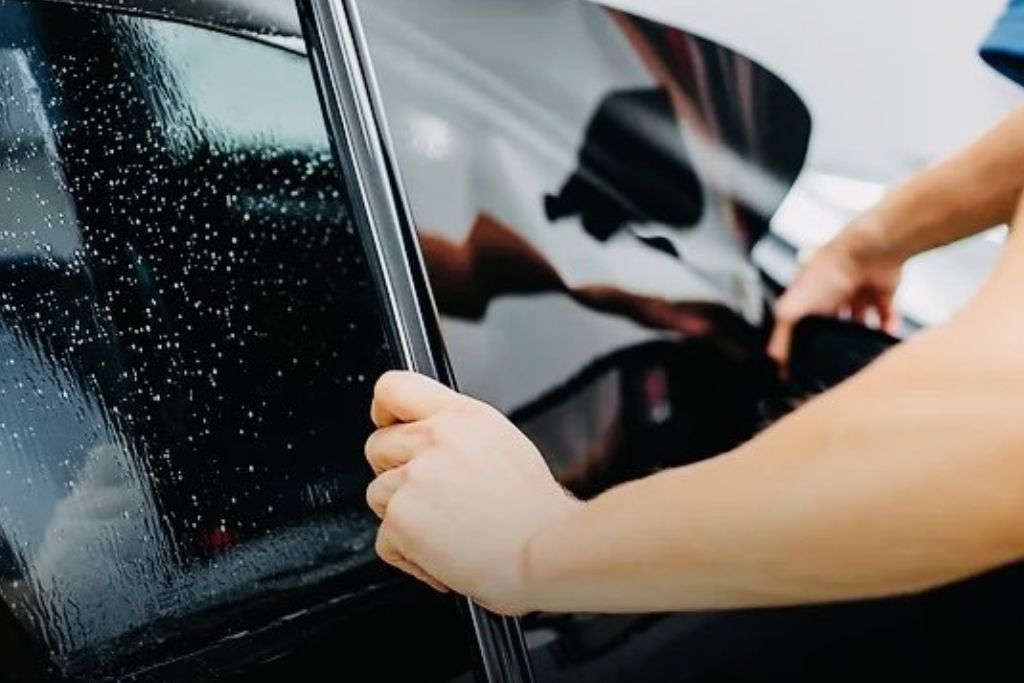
0 2 392 676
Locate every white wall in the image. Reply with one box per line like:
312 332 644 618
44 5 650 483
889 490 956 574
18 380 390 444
599 0 1021 183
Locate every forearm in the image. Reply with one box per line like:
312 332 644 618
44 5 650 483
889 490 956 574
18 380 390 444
523 323 1024 613
849 106 1024 263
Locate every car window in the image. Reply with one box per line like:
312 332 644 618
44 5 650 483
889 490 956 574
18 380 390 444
357 2 810 681
0 2 402 677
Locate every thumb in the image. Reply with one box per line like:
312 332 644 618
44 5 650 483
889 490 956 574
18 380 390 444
371 371 463 428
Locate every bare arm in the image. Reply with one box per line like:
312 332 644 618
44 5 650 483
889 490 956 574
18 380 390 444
529 204 1024 613
526 315 1024 611
366 198 1024 615
856 105 1024 260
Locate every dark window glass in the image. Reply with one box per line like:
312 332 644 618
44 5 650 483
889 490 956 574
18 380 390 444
0 2 408 678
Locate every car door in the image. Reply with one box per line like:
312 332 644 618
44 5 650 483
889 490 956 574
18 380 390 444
0 1 528 680
337 0 821 680
346 1 1024 681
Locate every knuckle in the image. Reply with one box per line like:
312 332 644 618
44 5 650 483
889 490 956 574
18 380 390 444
403 457 432 486
424 414 459 446
386 488 413 523
365 479 382 510
419 419 444 446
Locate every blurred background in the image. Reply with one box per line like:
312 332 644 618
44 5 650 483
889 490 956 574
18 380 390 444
603 0 1021 328
604 0 1017 182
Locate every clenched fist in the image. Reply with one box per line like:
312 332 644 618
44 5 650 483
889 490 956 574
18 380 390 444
365 371 581 615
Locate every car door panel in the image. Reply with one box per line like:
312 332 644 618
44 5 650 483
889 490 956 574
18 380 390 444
353 1 1024 671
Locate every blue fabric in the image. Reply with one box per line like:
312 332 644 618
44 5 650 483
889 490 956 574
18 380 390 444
982 0 1024 86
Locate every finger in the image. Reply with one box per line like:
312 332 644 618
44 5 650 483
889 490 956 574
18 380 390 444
768 317 794 370
877 299 901 334
366 423 433 475
375 521 405 565
396 560 451 594
375 523 449 593
366 467 407 519
371 371 463 428
850 300 869 325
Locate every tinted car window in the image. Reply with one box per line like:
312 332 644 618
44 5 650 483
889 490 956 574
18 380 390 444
0 2 403 678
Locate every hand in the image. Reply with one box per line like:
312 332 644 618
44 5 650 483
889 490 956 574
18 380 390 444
769 220 904 369
365 371 581 615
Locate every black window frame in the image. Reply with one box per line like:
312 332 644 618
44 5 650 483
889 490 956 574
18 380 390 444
296 2 533 682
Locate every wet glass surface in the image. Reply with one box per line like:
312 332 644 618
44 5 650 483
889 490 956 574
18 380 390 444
0 2 397 677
